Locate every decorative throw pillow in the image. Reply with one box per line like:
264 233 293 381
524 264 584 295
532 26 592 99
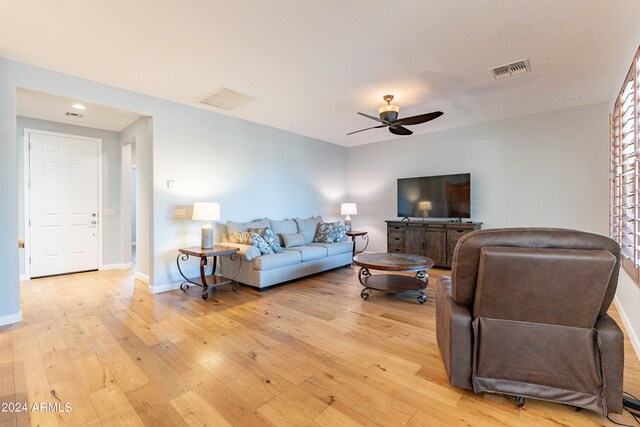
227 218 270 243
334 224 349 242
294 216 323 244
248 227 283 253
281 232 305 248
233 231 274 255
314 222 341 243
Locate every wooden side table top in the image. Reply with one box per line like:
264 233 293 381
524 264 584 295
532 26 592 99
179 246 238 257
346 230 367 237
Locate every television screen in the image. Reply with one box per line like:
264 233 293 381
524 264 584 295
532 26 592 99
397 173 471 219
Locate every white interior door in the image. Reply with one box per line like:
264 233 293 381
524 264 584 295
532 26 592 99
29 132 99 278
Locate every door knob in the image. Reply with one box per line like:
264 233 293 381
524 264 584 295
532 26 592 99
88 220 97 225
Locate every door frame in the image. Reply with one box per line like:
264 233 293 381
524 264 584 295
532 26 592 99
23 128 103 279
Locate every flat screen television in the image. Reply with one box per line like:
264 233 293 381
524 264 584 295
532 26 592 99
397 173 471 219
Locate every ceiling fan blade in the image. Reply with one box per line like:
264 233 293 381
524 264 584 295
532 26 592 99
389 125 413 136
357 112 391 125
394 111 444 126
346 125 386 136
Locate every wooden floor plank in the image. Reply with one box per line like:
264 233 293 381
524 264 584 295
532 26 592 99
89 385 144 427
170 390 232 427
126 383 189 427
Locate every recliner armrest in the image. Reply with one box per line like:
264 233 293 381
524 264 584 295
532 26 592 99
436 276 473 390
218 243 261 261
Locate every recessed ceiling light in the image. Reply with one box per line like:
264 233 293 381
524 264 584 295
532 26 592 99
72 103 86 110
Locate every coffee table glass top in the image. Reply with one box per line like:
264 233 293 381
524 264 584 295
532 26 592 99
353 252 434 272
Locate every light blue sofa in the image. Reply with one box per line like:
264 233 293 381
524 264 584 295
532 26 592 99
219 217 353 289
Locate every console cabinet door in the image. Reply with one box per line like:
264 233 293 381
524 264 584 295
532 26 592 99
405 225 424 255
425 227 446 265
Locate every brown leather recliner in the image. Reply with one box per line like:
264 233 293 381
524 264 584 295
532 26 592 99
436 228 624 414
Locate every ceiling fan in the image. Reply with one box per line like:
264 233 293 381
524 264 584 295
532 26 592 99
347 95 443 136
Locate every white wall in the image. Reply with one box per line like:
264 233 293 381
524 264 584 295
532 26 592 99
16 117 123 274
0 58 347 303
348 103 609 252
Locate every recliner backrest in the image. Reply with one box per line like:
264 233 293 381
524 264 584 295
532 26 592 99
472 246 616 327
451 228 621 319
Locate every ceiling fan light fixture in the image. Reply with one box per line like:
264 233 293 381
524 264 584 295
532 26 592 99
378 103 399 114
379 94 399 122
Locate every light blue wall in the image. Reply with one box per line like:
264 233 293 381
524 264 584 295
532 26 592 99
0 59 20 322
348 103 609 252
0 57 348 307
131 168 136 243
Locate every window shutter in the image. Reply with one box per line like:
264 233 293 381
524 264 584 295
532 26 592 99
611 46 640 286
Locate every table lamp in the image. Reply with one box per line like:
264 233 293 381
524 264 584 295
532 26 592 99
192 202 221 249
341 203 358 229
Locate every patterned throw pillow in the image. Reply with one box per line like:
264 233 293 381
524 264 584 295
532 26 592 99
233 231 274 255
335 224 348 242
314 222 341 243
248 227 283 253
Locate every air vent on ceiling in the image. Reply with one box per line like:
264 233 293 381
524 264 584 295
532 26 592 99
65 112 84 118
199 87 255 110
489 59 531 80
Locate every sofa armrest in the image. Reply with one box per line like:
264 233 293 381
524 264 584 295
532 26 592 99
218 243 260 261
436 275 473 390
595 314 624 414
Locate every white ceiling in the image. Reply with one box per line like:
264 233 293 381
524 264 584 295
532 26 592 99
17 89 142 132
2 1 640 147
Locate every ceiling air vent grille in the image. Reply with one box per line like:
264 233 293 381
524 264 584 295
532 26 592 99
200 87 255 110
490 59 531 80
65 112 84 118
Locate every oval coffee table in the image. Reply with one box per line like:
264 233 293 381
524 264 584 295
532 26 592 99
353 253 434 304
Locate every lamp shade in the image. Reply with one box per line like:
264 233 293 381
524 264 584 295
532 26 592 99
341 203 358 216
192 202 221 221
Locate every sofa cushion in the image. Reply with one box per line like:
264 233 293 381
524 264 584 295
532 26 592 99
227 218 270 243
295 216 323 244
248 227 283 253
270 219 298 245
282 232 305 248
308 241 353 256
253 251 302 271
284 245 328 261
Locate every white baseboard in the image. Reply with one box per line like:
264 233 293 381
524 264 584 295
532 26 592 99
0 310 23 326
149 281 182 294
134 271 150 284
19 275 29 282
100 263 133 270
614 296 640 360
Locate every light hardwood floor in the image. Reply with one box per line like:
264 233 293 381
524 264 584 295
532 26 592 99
2 266 639 426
